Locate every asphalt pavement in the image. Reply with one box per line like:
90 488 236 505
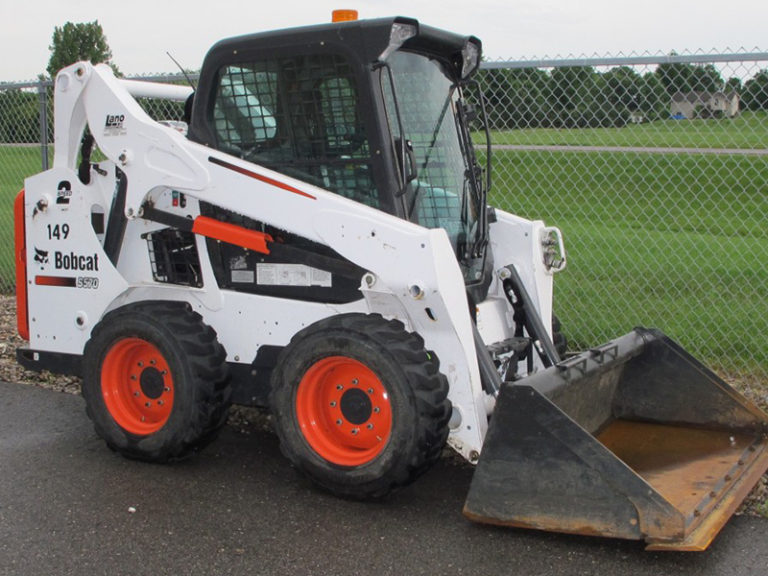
1 380 767 576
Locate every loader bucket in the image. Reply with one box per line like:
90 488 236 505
464 328 768 551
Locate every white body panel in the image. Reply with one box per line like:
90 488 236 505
21 62 561 461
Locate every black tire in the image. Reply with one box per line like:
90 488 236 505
552 314 568 359
270 313 451 499
82 301 231 462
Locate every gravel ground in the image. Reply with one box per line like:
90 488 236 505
1 294 766 516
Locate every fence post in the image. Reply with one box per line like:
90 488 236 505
37 79 49 171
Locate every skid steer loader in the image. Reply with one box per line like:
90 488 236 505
14 13 768 551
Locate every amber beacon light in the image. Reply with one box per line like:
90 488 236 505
332 9 359 22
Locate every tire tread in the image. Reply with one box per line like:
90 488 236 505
82 301 231 462
271 313 451 499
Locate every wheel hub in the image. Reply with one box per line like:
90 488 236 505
296 355 392 466
101 338 174 435
339 388 372 425
140 367 165 399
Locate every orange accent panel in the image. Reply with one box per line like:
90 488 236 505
14 190 29 340
192 216 273 254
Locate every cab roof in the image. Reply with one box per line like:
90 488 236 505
203 17 482 82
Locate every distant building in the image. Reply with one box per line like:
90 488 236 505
670 91 740 119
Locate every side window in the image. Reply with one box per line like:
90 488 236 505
210 54 379 208
213 66 278 150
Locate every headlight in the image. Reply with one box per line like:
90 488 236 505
461 41 480 79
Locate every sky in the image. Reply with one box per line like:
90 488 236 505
1 0 767 82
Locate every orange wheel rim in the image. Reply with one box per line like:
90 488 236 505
101 338 174 435
296 356 392 466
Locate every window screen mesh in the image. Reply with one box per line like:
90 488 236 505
213 54 379 207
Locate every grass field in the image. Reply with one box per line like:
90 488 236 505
547 222 767 372
484 147 768 373
0 146 43 293
482 111 768 149
488 150 766 237
1 130 766 374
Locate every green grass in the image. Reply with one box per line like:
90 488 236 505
481 111 768 149
2 141 766 374
555 222 767 370
0 145 43 291
488 149 768 372
488 150 767 237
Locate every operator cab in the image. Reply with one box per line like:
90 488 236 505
188 17 491 298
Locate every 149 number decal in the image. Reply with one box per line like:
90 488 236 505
47 224 70 240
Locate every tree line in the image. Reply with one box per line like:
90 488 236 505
479 63 768 130
0 21 186 144
478 61 768 130
2 20 768 142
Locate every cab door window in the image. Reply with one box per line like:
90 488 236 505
211 54 379 207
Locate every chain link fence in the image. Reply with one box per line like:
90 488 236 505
1 52 766 382
474 51 768 385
